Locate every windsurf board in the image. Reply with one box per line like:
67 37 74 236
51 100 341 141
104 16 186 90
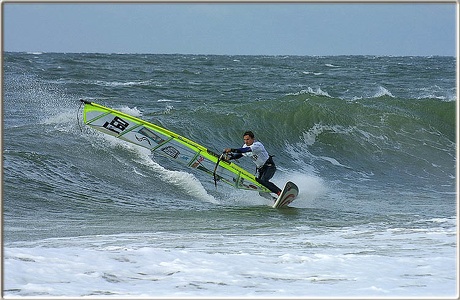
272 181 298 208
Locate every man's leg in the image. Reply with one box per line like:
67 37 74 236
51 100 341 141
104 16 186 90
257 165 282 195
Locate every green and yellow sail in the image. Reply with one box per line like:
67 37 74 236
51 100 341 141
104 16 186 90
81 100 270 193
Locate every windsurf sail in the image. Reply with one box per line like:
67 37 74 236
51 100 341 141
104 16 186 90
80 100 270 193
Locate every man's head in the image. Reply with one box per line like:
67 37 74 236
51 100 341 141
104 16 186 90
243 131 255 146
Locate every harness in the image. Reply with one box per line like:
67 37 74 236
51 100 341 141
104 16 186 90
256 155 275 174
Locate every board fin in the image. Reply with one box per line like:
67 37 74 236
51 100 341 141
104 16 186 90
259 192 276 201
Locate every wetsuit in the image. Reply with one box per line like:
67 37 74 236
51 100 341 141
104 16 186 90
228 141 282 195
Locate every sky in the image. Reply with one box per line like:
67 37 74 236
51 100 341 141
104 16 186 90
2 2 457 56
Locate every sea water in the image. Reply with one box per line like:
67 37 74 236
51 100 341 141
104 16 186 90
3 53 457 297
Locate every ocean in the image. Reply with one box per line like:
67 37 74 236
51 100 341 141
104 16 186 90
3 52 457 297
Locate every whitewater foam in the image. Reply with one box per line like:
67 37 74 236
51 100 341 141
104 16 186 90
373 86 395 98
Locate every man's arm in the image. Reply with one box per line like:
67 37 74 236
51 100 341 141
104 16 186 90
230 147 252 154
224 147 252 154
228 153 243 160
223 147 252 160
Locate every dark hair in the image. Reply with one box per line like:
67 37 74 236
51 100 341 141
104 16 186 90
243 131 254 138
